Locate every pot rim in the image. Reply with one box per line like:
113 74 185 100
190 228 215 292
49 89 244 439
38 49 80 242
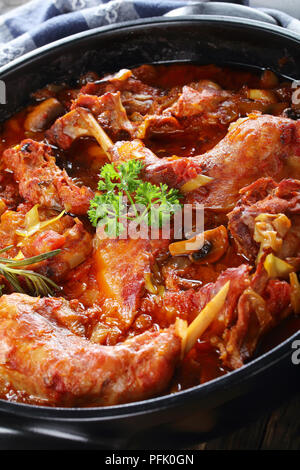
0 331 298 420
1 15 300 78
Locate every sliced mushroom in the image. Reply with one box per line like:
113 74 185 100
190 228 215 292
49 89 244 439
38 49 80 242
283 107 300 120
24 98 64 132
169 225 228 264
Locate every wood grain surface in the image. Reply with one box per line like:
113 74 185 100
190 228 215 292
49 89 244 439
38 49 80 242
199 392 300 450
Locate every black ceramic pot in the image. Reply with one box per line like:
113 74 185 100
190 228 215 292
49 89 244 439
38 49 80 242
0 14 299 449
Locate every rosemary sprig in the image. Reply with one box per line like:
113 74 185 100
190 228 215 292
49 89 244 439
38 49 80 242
0 245 61 296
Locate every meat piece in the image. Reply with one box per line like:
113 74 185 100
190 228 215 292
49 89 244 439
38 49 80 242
71 92 134 140
136 114 182 139
142 259 293 370
3 139 94 214
109 139 159 166
0 207 93 281
223 278 291 368
110 114 300 210
0 293 180 406
62 259 131 346
94 237 170 334
80 69 161 116
22 218 93 282
46 107 113 156
228 178 300 261
167 82 235 124
109 138 202 189
144 114 300 211
141 265 251 328
0 209 25 258
213 250 293 369
0 172 21 210
135 80 238 139
145 155 203 190
79 68 133 96
24 229 66 255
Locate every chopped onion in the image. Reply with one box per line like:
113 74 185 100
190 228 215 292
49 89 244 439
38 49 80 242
264 253 294 279
0 198 6 216
16 205 65 241
180 174 213 193
13 250 24 261
254 213 291 263
25 204 40 231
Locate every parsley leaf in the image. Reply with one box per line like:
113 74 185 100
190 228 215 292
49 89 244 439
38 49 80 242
88 159 182 237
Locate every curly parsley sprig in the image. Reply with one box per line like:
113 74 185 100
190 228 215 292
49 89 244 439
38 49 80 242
88 159 182 237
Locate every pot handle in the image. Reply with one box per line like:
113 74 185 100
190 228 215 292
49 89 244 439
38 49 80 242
164 2 278 25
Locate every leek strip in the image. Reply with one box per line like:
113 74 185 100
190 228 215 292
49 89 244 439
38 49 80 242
184 281 230 355
290 272 300 314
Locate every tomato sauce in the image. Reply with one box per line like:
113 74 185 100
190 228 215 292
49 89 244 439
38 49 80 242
0 63 298 399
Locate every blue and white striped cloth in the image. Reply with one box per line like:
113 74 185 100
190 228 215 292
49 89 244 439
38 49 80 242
0 0 299 68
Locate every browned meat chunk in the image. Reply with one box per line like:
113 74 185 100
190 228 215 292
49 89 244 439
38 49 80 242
3 139 94 214
94 236 170 335
0 207 93 282
80 69 161 116
141 261 293 370
135 80 238 139
0 293 180 406
46 107 113 155
228 178 300 261
71 92 134 140
144 114 300 211
141 265 250 326
223 278 291 368
167 81 236 123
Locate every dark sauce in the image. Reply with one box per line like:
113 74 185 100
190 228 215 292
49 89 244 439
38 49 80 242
0 63 298 403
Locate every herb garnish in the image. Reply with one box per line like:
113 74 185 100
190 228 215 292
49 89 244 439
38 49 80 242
0 246 61 296
88 160 182 237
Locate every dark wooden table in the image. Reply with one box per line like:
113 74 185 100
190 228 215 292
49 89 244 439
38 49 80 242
192 392 300 450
